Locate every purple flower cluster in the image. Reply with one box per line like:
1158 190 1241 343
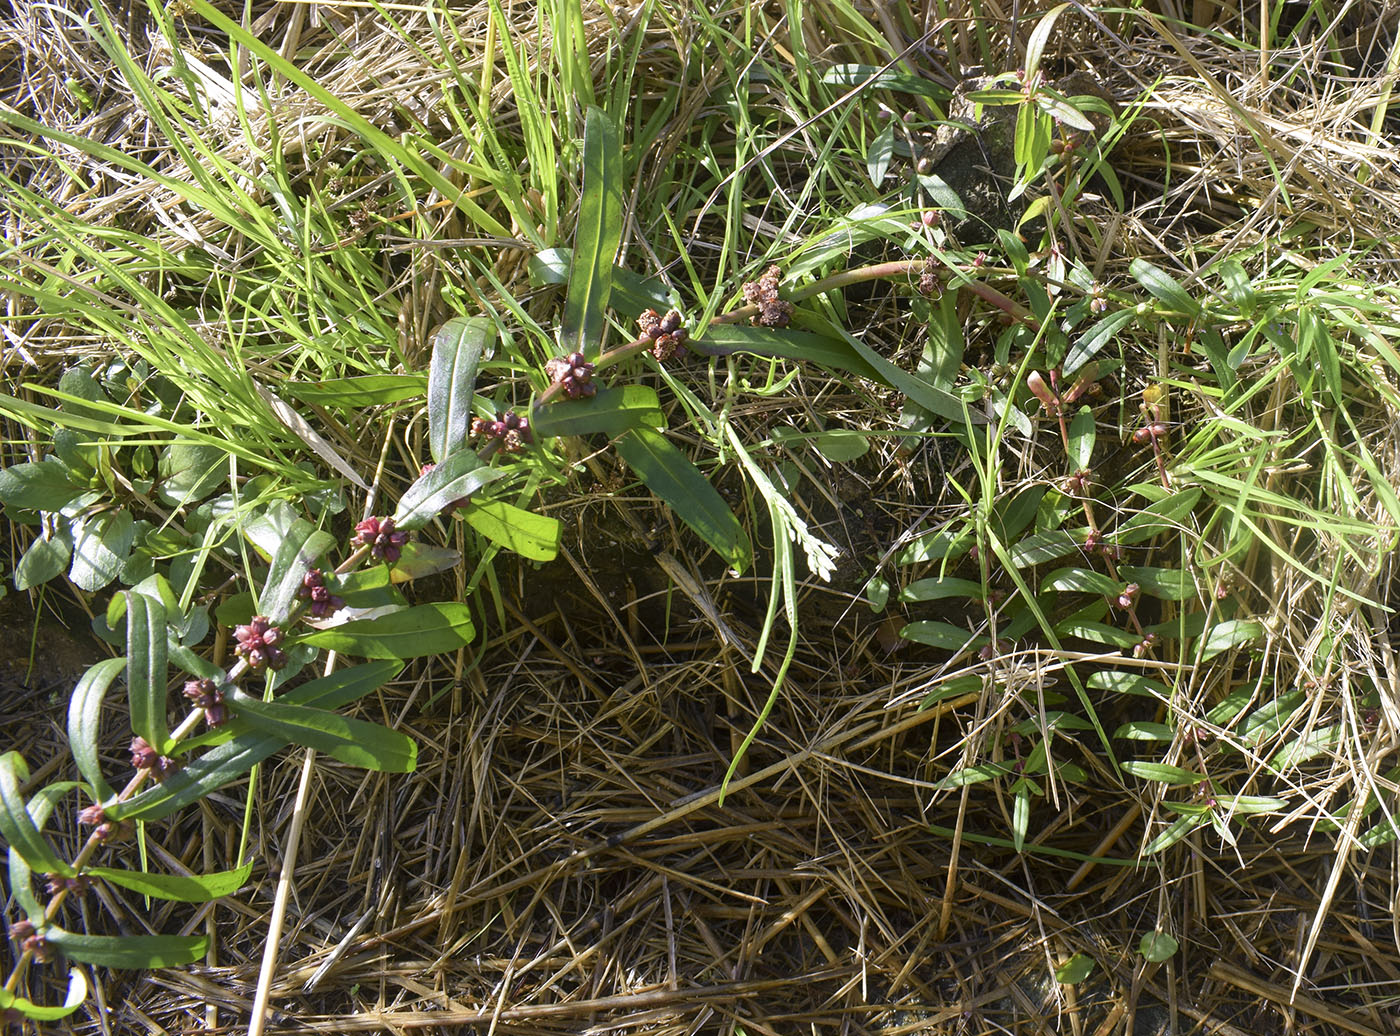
183 677 227 728
298 568 345 618
742 265 792 328
353 516 408 563
9 920 51 963
234 616 288 671
637 309 688 361
545 352 597 399
471 410 533 452
76 804 127 843
129 736 179 781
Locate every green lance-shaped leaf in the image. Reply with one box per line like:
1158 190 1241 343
69 656 127 804
299 602 475 659
1118 565 1194 601
126 591 169 754
899 576 985 603
0 755 71 875
1199 619 1263 660
393 448 504 531
615 427 751 571
1064 308 1135 375
1023 2 1069 80
693 324 967 425
464 500 560 562
528 248 673 317
0 459 86 512
284 374 425 409
1044 567 1121 596
0 968 88 1021
1130 258 1201 318
113 661 402 821
1008 529 1081 568
87 861 253 902
428 316 493 463
46 927 208 968
1122 761 1204 786
1067 406 1095 470
867 121 895 186
228 688 416 772
10 847 44 920
900 621 990 652
261 525 337 624
563 106 622 358
7 783 77 919
530 384 664 439
1115 488 1201 545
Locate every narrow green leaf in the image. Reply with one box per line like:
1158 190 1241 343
563 107 622 358
68 657 126 804
867 121 895 186
1122 761 1203 785
10 848 43 920
0 460 84 512
69 509 134 591
1067 406 1095 470
1118 565 1194 601
1009 529 1081 567
261 527 336 624
528 248 672 317
0 755 69 875
1043 567 1120 595
1199 619 1263 660
1115 488 1201 545
1024 3 1069 78
1217 259 1256 312
126 591 168 753
1012 783 1031 851
47 927 208 968
1144 816 1204 855
464 500 560 561
900 621 989 652
228 689 416 772
530 384 664 438
1113 721 1173 741
1033 88 1096 132
300 602 475 659
393 449 504 531
820 64 951 102
428 316 493 463
896 524 974 565
918 674 983 710
0 968 88 1021
14 529 72 590
1130 258 1201 318
1055 620 1139 648
615 427 750 571
114 661 402 821
899 576 984 602
1064 308 1135 375
937 761 1015 789
1216 794 1288 815
283 374 425 408
88 861 253 902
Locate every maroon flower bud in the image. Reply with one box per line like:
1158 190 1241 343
637 309 662 340
1026 370 1059 415
1133 422 1169 444
46 873 90 896
10 920 35 943
1117 583 1140 609
129 736 159 771
77 804 106 827
235 616 291 670
353 517 409 564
